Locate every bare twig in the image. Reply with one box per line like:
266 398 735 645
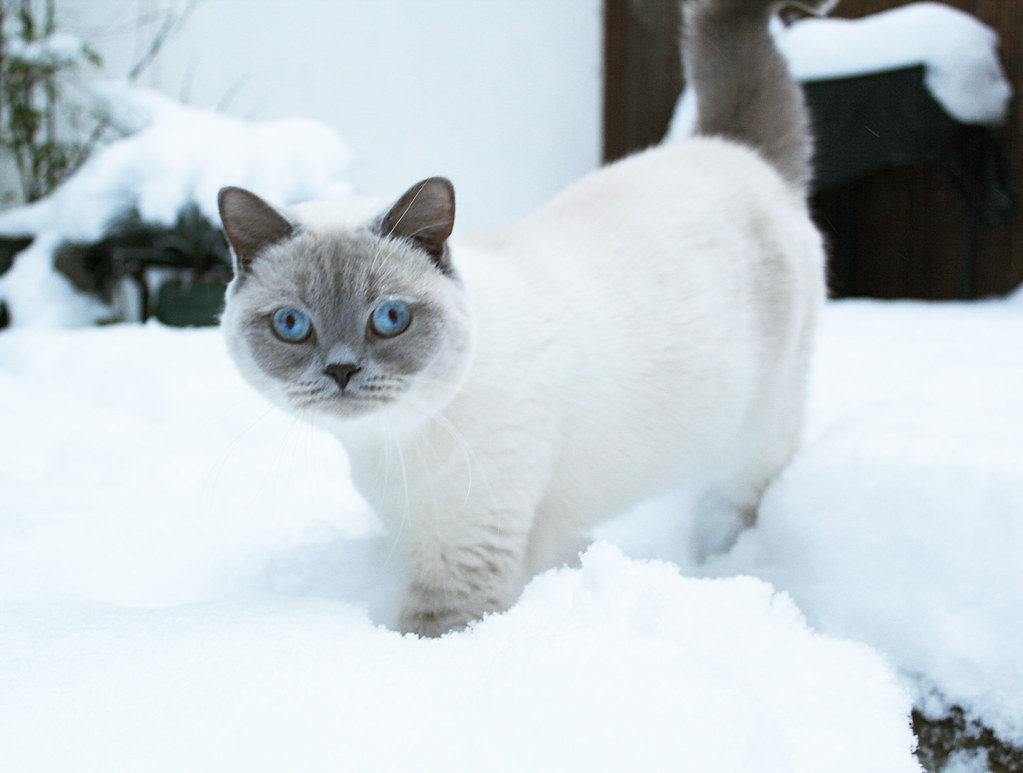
216 72 250 113
127 0 195 82
0 5 6 152
72 0 196 171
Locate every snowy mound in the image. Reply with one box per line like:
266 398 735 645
0 85 354 327
0 546 919 772
3 31 91 67
0 315 930 772
713 300 1023 747
4 296 1023 769
0 84 354 240
603 298 1023 762
667 2 1011 142
779 2 1011 126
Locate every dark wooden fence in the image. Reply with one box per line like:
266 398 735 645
603 0 1023 299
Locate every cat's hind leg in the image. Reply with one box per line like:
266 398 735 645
697 370 811 562
691 482 766 563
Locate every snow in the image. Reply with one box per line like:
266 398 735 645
5 32 89 66
600 298 1023 754
779 2 1011 126
3 295 1022 770
0 546 918 772
942 750 991 773
667 2 1012 143
722 300 1023 745
0 305 950 772
0 17 1019 761
0 85 354 327
72 0 602 231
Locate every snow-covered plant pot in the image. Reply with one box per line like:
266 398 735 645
0 86 353 328
52 203 232 325
152 277 228 327
0 236 32 277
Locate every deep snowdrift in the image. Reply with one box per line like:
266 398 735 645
719 300 1023 746
603 297 1023 752
3 294 1021 771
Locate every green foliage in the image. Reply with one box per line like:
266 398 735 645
0 0 102 204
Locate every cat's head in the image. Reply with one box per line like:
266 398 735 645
218 177 473 430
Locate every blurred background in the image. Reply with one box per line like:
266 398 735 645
606 0 1022 300
3 0 603 228
0 0 1018 325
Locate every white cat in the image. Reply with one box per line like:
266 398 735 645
218 0 830 636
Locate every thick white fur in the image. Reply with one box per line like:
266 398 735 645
317 137 826 635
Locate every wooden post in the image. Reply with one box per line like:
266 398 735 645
603 0 683 164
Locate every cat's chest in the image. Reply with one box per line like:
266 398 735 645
336 382 558 527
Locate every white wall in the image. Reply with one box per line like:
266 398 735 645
63 0 603 230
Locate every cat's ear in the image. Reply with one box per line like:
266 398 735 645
375 177 455 273
218 186 296 274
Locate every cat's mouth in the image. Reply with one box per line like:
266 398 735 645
299 389 396 414
287 376 408 418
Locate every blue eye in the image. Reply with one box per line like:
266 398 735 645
370 300 412 338
271 307 312 342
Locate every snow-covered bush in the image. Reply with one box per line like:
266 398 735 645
0 84 354 327
0 1 101 205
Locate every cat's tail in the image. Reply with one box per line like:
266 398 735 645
683 0 837 194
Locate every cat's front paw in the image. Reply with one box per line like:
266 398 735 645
397 605 475 639
396 555 524 637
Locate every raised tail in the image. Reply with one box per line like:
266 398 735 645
683 0 836 194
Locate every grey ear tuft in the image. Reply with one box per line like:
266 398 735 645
375 177 455 273
217 186 296 274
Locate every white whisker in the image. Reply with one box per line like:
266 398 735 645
384 425 413 564
202 405 277 492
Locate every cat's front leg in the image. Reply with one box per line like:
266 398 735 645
396 528 531 637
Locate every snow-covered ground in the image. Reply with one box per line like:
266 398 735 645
2 292 1021 771
0 4 1019 768
602 295 1023 753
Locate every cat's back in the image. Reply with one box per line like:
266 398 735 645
529 136 810 255
441 136 826 537
462 136 824 340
